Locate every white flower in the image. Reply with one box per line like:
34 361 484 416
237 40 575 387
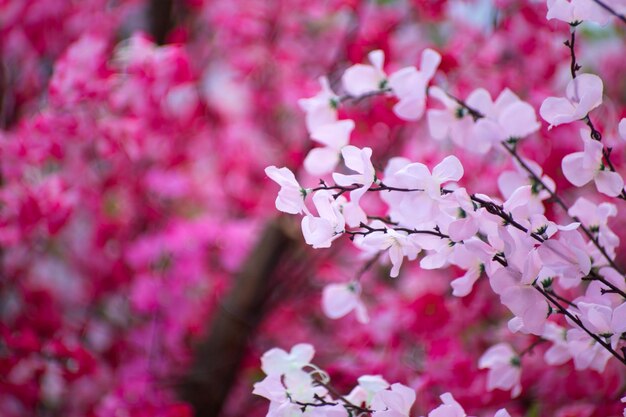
321 282 369 323
301 190 345 248
332 145 376 204
261 343 315 377
265 166 307 214
478 343 522 398
540 74 603 128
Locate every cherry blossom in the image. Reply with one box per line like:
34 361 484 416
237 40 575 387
332 146 376 204
546 0 611 25
371 383 416 417
498 158 556 215
265 166 307 214
427 87 483 152
470 88 541 149
342 50 387 96
387 48 441 121
304 120 356 176
382 156 464 227
321 281 369 323
345 375 390 407
357 223 421 278
478 343 522 398
561 134 624 197
576 301 626 349
427 393 467 417
301 191 346 248
568 197 619 259
299 76 339 134
260 343 316 377
540 74 603 128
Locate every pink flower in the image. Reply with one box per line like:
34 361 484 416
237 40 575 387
265 166 307 214
498 158 556 215
449 239 494 297
387 49 441 121
299 76 339 134
427 87 480 151
478 343 522 398
346 375 390 407
260 343 315 377
577 301 626 348
342 50 386 96
301 190 345 248
332 146 376 204
540 74 603 128
568 197 619 259
546 0 611 25
538 230 591 288
304 120 355 176
561 135 624 197
380 156 464 228
428 393 466 417
371 383 416 417
471 88 541 148
321 282 369 323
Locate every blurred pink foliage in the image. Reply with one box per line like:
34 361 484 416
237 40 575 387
0 1 625 417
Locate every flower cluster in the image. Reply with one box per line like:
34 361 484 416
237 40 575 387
254 344 511 417
263 1 626 415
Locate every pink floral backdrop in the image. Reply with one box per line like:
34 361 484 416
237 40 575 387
1 1 625 417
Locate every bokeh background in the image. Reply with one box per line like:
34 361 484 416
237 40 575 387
1 1 625 416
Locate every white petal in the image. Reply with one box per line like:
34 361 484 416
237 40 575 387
595 170 624 197
433 155 464 183
304 147 340 176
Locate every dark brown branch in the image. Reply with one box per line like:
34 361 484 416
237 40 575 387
148 0 176 45
534 284 626 366
179 219 297 417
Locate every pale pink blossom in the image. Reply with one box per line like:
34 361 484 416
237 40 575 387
337 198 368 228
470 88 541 149
357 221 421 278
568 197 619 259
565 328 612 372
321 282 369 323
428 393 466 417
380 156 464 227
478 343 522 398
542 322 572 366
371 383 416 417
538 230 591 288
498 158 556 215
265 166 307 214
427 87 480 151
299 76 339 134
304 119 355 176
540 74 603 128
261 343 315 377
561 135 624 197
546 0 611 25
345 375 390 407
342 50 386 96
301 191 345 248
619 118 626 140
388 49 441 121
332 146 376 204
577 301 626 348
449 239 494 297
